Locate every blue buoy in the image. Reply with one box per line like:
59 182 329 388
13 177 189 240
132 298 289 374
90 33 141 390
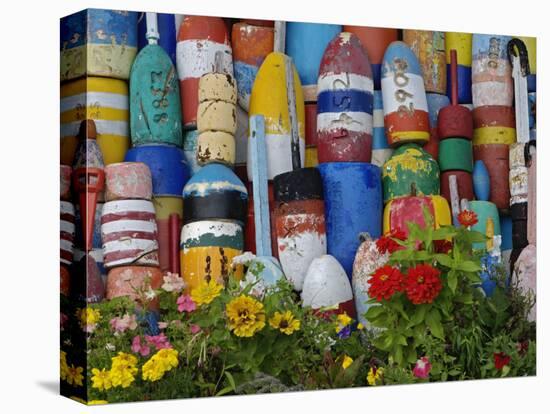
473 160 491 201
317 162 382 279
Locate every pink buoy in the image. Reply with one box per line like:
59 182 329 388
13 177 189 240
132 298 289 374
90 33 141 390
105 162 153 201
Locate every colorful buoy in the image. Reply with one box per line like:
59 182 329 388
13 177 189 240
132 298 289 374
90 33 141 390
424 93 450 160
438 138 473 172
372 91 393 166
138 12 183 66
445 32 472 103
60 201 75 266
152 196 183 272
473 144 510 210
381 41 430 146
472 159 491 201
104 162 153 201
403 30 446 94
183 129 202 176
60 9 138 81
440 171 474 206
473 106 516 145
285 22 342 101
106 266 163 310
316 32 373 163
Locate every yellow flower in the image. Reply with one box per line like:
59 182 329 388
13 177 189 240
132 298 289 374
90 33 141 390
111 352 138 372
88 400 108 405
341 355 353 370
65 364 84 386
142 349 179 382
357 322 364 330
60 351 69 381
226 295 266 337
269 311 301 335
190 279 223 306
367 367 384 386
109 352 138 388
76 307 101 333
91 368 112 391
335 312 353 333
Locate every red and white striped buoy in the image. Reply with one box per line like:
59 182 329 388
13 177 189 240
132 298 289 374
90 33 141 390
60 201 75 266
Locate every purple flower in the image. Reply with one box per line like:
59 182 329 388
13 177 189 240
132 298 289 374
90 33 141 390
337 325 351 339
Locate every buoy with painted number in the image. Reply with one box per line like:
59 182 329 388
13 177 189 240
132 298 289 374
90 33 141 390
316 32 373 163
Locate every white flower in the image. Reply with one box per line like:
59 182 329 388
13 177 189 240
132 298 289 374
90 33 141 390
161 272 186 293
232 252 256 266
145 288 156 300
105 343 116 351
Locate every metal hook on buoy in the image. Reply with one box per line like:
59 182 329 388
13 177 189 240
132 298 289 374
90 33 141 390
507 38 530 77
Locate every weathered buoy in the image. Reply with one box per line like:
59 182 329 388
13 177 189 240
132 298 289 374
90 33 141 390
248 52 305 180
176 16 233 128
61 77 130 166
382 143 440 204
469 201 501 249
440 171 474 206
181 163 248 290
183 129 202 176
472 34 513 107
445 32 472 103
424 93 450 160
472 159 491 201
403 30 446 94
352 234 389 326
318 162 382 278
152 196 183 272
438 138 473 172
106 266 163 310
244 182 278 256
231 22 274 111
138 12 183 66
438 49 474 140
381 41 430 146
60 165 72 200
316 32 373 163
372 91 393 166
60 201 76 266
473 106 516 145
301 255 356 318
101 199 159 268
125 145 190 196
273 168 326 291
343 26 399 90
473 144 510 210
383 191 451 236
74 202 104 250
197 71 238 165
104 162 153 201
285 22 342 101
72 254 105 303
60 9 138 81
130 13 183 147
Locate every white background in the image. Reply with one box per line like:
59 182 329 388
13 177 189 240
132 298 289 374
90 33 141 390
0 0 546 412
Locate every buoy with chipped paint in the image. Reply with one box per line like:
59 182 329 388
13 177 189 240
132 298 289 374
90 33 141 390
176 16 233 128
231 22 274 111
473 105 516 145
125 145 190 196
101 199 160 268
60 77 130 166
382 143 440 204
106 266 163 310
138 12 183 66
381 41 430 146
440 171 474 207
60 201 76 267
445 32 472 103
301 255 356 318
60 9 138 81
105 162 153 201
472 34 513 107
372 91 392 167
316 32 374 163
248 52 306 180
473 144 510 211
318 162 382 278
183 129 202 176
181 163 248 290
343 26 399 90
285 22 342 102
273 168 326 291
130 13 183 147
403 30 446 94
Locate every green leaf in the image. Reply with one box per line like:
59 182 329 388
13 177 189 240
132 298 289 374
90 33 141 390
390 249 414 261
434 253 454 268
408 304 428 327
365 305 385 321
412 250 432 261
432 226 457 240
393 344 404 365
462 230 488 243
215 386 235 396
394 333 408 346
425 308 445 340
457 261 482 272
224 371 236 391
447 270 458 293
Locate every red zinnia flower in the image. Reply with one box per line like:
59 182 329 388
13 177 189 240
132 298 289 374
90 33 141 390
367 265 404 302
494 352 511 370
376 229 407 254
404 264 442 304
433 239 453 254
457 210 478 227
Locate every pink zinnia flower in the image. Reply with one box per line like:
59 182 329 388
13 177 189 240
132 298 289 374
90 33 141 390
177 294 196 313
145 333 172 350
412 357 432 379
131 335 150 356
110 314 138 333
162 272 186 293
190 324 201 334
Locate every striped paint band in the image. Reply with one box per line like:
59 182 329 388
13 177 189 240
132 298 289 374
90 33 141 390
104 252 159 268
317 73 374 94
316 89 373 114
473 127 516 145
60 120 129 139
317 112 373 133
181 221 242 249
60 92 129 113
60 220 75 235
176 40 233 80
389 131 431 142
101 200 156 214
60 239 73 252
372 128 389 149
60 78 128 97
103 238 158 255
101 219 157 234
60 201 75 215
182 230 243 251
60 107 128 124
381 74 428 114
